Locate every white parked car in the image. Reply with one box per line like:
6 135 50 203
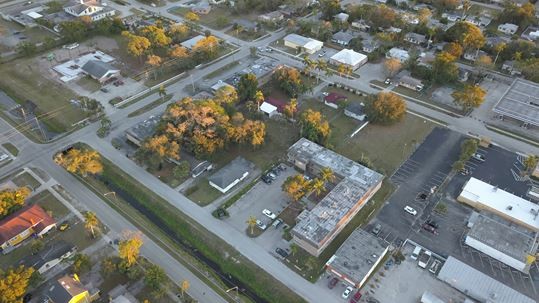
262 209 277 220
256 220 267 230
404 206 417 216
342 286 354 299
472 153 486 162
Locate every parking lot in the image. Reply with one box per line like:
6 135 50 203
373 127 465 245
367 243 465 303
224 164 295 252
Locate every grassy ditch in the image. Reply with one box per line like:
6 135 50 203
73 145 306 303
127 95 173 118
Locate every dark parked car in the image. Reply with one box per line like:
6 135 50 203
426 219 439 229
372 223 382 236
422 223 439 235
23 294 32 303
275 247 288 258
328 277 339 289
261 175 272 184
350 291 362 303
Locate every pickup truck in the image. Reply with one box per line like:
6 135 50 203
418 250 432 269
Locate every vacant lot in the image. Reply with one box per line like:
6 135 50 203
29 189 70 219
0 19 56 52
12 171 41 189
0 56 83 132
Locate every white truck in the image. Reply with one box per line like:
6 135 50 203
418 250 432 269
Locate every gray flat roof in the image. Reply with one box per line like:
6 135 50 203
326 229 388 284
125 115 161 142
493 78 539 126
467 213 538 263
284 33 312 46
208 157 253 189
437 256 535 303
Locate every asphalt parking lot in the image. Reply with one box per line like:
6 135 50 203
373 127 465 244
225 164 295 252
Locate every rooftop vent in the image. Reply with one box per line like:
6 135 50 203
507 205 513 211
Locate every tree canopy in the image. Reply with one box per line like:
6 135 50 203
119 232 143 268
452 84 486 111
0 266 34 303
237 73 259 102
300 109 331 145
365 92 406 124
282 174 312 202
54 148 103 176
0 187 30 219
273 67 308 97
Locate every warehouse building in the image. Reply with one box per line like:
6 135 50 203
493 78 539 127
283 34 323 54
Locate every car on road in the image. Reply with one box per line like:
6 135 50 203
100 87 109 93
275 247 288 258
268 172 277 180
261 174 272 184
422 223 439 235
256 220 267 230
384 78 392 85
257 46 264 52
425 219 439 229
404 206 417 216
429 259 441 274
350 291 362 303
328 277 339 289
265 47 272 52
262 209 277 220
342 286 354 299
472 153 486 162
372 223 382 236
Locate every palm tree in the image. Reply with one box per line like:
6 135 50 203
316 59 328 84
84 211 100 238
320 167 335 183
158 85 167 101
310 178 325 197
246 216 257 235
290 243 299 256
493 42 506 65
179 279 190 298
254 90 264 111
523 155 539 175
303 56 316 75
337 63 346 77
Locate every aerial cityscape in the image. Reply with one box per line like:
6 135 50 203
0 0 538 302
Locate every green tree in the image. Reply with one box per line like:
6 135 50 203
432 52 458 84
452 85 486 111
282 174 312 202
458 139 478 162
300 109 331 145
365 92 406 124
310 178 325 196
319 167 335 183
237 73 258 102
30 239 44 254
0 266 34 303
523 155 538 175
119 232 143 268
71 254 91 274
60 20 87 42
16 42 37 57
320 0 341 20
173 161 191 179
158 85 167 101
179 279 190 298
272 66 307 97
54 148 103 177
290 243 299 256
100 256 118 277
144 264 168 297
0 187 30 219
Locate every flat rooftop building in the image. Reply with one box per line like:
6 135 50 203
465 213 538 273
493 78 539 127
125 115 161 147
288 138 383 256
437 256 535 303
457 177 539 231
325 229 389 288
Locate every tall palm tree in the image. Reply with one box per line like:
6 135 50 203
316 59 328 84
310 178 325 196
179 279 190 298
246 216 257 235
290 243 299 256
84 211 100 238
320 167 335 183
303 56 316 74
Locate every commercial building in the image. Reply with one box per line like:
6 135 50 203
0 204 56 251
437 256 535 303
208 157 253 193
64 0 115 21
465 213 538 273
325 228 389 288
288 138 383 256
125 115 160 147
81 60 120 83
457 177 539 231
329 49 368 70
493 78 539 127
283 34 323 54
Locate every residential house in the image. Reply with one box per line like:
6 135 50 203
395 0 410 6
331 31 355 47
463 50 488 62
404 32 427 45
0 204 56 251
386 47 410 62
375 0 387 3
502 60 522 76
418 52 436 68
334 12 349 23
180 34 206 50
441 13 461 22
63 0 115 21
258 11 284 23
211 80 234 93
330 49 368 70
265 97 287 113
387 26 402 33
81 60 120 83
125 115 160 147
234 19 258 32
466 16 492 27
47 275 91 303
521 26 539 41
259 102 278 117
485 36 510 47
413 3 430 11
362 39 379 54
21 241 76 274
191 2 211 15
208 157 253 193
398 75 424 91
283 34 323 54
351 20 370 32
344 103 366 121
323 92 347 109
498 23 519 35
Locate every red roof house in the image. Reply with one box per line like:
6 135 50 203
265 97 287 113
324 93 347 109
0 204 56 250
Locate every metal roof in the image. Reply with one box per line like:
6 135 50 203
493 78 539 126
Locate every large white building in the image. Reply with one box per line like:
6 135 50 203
329 49 368 70
63 0 115 21
283 34 323 54
457 178 539 231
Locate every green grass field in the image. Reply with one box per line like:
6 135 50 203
29 189 70 219
11 172 41 189
185 177 222 206
2 143 19 156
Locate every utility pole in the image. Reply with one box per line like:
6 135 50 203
35 116 46 141
190 74 195 92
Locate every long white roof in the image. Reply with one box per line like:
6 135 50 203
330 49 367 66
459 177 539 230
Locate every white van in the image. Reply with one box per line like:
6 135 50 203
411 246 421 260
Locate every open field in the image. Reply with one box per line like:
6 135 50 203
2 142 19 156
29 189 70 219
185 177 222 206
0 19 56 52
0 57 84 132
147 159 188 188
12 171 40 189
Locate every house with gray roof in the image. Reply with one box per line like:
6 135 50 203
47 275 90 303
81 60 120 83
180 35 206 50
208 157 254 193
331 31 355 46
64 0 115 21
